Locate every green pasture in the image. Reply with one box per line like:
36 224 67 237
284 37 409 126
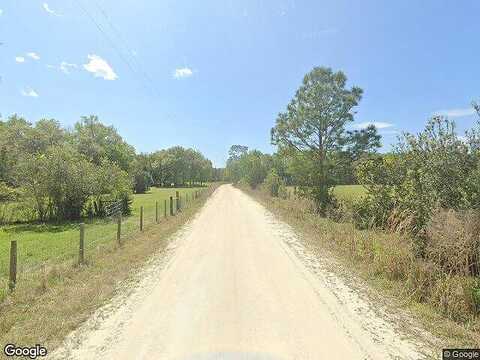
332 185 367 201
0 187 203 284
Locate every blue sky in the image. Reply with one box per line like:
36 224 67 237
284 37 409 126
1 0 479 166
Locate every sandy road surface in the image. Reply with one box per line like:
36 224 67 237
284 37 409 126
51 184 430 360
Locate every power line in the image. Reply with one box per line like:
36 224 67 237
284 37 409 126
71 0 158 98
92 1 160 97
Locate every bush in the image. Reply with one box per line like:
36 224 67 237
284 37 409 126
430 275 479 322
0 182 21 202
425 209 480 276
356 117 480 237
351 195 394 230
325 196 351 223
263 169 284 197
371 235 414 281
405 261 439 303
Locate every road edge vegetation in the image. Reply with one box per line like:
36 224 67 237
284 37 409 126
0 184 219 352
240 186 480 350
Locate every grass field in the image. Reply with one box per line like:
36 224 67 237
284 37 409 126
0 187 203 296
332 185 367 201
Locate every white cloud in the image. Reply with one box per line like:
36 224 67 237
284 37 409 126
83 54 118 80
15 56 25 63
0 9 3 16
21 87 39 97
433 108 475 118
43 3 61 16
27 52 40 60
173 67 193 79
352 121 394 130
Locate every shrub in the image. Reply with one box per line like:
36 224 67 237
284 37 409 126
325 197 356 223
371 235 414 281
425 209 480 276
356 117 480 238
277 184 289 199
0 182 21 202
263 169 284 197
430 275 479 322
405 260 439 303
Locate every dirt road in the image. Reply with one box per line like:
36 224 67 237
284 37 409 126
51 185 430 360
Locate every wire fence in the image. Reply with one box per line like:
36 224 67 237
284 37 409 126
0 187 210 298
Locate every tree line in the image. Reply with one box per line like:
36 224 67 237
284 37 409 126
0 114 214 222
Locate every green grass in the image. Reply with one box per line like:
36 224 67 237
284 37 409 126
0 187 203 294
332 184 367 201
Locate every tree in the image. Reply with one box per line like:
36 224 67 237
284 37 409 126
225 148 272 188
345 125 381 162
225 145 249 183
73 115 135 171
0 115 34 184
228 145 248 161
334 125 382 184
32 119 67 153
473 100 479 117
271 67 364 214
132 154 153 193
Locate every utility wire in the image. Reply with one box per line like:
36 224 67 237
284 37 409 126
92 1 161 98
71 0 157 97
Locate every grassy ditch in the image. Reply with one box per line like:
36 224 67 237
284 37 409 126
242 186 480 348
0 184 218 354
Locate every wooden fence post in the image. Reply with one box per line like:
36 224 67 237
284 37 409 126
9 240 17 292
164 199 167 217
140 206 144 231
79 223 85 264
176 191 180 212
117 215 122 245
170 196 174 216
155 201 159 223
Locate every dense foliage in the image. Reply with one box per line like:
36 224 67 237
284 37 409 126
0 114 214 222
355 116 480 253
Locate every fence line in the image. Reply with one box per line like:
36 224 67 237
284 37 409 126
3 187 210 294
